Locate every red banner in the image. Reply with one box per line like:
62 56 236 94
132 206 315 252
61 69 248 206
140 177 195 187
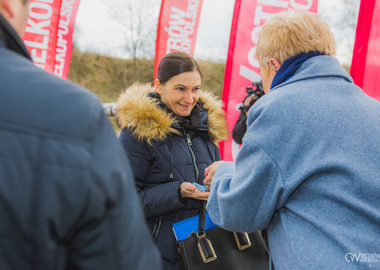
22 0 81 79
154 0 203 79
350 0 380 102
221 0 318 161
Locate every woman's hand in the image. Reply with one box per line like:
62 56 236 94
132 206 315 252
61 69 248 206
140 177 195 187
180 182 209 201
203 161 224 186
243 94 257 116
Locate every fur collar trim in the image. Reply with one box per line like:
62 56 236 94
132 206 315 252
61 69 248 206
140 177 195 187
116 83 229 145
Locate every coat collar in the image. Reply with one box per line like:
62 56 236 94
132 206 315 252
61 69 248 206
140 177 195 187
270 55 353 92
0 14 32 60
116 83 229 145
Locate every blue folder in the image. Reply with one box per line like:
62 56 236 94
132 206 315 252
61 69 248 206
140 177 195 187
172 212 217 241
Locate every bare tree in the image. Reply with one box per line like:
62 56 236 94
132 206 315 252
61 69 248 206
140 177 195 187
108 0 159 70
336 0 360 64
319 0 360 65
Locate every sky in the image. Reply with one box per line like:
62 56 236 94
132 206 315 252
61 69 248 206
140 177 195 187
74 0 360 65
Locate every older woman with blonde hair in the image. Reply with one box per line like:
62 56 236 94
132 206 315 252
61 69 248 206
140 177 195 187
204 11 380 270
255 10 336 93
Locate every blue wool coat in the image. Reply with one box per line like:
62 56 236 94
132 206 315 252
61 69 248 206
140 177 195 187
117 84 228 269
206 55 380 270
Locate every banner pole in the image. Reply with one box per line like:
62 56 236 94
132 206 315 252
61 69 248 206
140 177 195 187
219 0 242 159
154 0 166 80
153 0 203 81
350 0 375 88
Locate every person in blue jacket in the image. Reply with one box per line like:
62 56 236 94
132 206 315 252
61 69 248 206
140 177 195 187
0 0 161 269
117 51 228 270
204 11 380 270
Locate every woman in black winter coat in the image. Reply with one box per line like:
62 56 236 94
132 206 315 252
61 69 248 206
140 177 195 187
116 52 228 270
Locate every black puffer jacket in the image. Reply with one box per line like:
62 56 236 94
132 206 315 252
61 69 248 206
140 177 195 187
117 83 228 269
0 15 161 270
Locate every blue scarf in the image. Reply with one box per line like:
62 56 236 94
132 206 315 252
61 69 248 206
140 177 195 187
270 51 324 89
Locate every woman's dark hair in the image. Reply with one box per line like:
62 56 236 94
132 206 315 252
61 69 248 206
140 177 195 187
156 51 202 84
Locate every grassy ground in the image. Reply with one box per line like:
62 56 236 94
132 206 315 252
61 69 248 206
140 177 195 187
68 48 226 102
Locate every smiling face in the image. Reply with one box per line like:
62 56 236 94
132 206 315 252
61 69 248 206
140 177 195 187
155 71 201 117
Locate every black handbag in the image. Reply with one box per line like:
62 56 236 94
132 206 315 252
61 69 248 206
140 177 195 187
176 202 270 270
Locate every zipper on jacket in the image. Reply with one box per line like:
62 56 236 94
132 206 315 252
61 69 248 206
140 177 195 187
150 171 174 242
151 215 162 242
185 131 200 182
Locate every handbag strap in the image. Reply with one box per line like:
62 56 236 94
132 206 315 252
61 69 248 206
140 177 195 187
198 201 207 235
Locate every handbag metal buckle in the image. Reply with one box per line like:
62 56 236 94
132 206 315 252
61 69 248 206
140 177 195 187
196 231 205 238
197 233 217 263
233 232 252 250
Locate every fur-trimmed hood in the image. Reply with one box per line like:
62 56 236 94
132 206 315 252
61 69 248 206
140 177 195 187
116 83 229 145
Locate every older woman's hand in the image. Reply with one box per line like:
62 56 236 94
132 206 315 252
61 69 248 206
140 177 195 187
180 182 209 201
203 161 224 186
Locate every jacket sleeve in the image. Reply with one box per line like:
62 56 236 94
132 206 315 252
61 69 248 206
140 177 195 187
206 104 288 233
68 108 162 270
215 146 221 161
231 111 247 144
119 129 185 218
206 151 285 233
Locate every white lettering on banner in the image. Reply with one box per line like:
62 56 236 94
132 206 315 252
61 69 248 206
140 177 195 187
290 0 313 10
54 0 75 77
24 35 49 49
24 0 54 69
240 65 261 82
253 4 278 26
25 19 50 35
258 0 289 8
246 26 261 68
238 0 316 82
29 2 53 20
165 0 200 54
